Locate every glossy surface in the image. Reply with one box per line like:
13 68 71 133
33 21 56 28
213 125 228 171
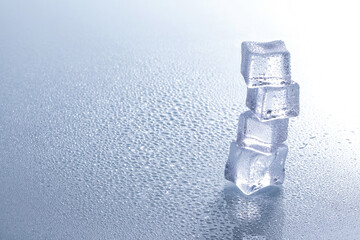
1 0 360 239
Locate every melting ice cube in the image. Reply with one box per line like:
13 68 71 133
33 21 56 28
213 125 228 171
246 81 299 120
237 110 288 153
241 40 291 87
225 142 288 195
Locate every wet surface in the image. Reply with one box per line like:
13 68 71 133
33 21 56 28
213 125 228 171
1 0 360 239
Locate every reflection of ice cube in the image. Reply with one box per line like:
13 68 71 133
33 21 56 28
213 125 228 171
225 142 287 195
237 111 288 153
246 81 299 120
241 41 291 87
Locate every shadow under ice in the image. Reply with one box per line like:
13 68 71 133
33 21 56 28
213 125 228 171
199 184 284 239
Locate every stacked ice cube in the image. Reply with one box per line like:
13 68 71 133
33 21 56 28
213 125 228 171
225 40 300 195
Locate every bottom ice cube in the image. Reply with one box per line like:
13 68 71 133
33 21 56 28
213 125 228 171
225 142 288 195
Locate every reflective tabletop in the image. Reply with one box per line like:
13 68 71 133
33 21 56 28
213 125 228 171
1 0 360 239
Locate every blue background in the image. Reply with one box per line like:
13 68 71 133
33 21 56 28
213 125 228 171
1 0 359 239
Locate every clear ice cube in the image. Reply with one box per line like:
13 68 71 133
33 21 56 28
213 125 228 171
225 142 288 195
241 40 291 87
246 81 299 120
237 110 288 153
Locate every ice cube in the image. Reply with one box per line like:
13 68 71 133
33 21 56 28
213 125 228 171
241 41 291 87
246 81 299 120
225 142 288 195
237 110 288 153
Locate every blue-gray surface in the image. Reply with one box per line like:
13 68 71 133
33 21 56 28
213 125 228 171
1 0 360 239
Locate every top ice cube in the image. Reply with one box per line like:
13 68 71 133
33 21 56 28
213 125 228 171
241 41 291 88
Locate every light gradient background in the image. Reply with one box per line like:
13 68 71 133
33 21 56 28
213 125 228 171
1 0 360 239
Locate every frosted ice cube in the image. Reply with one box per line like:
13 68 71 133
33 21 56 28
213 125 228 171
225 142 288 195
241 41 291 87
237 110 288 153
246 81 299 120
